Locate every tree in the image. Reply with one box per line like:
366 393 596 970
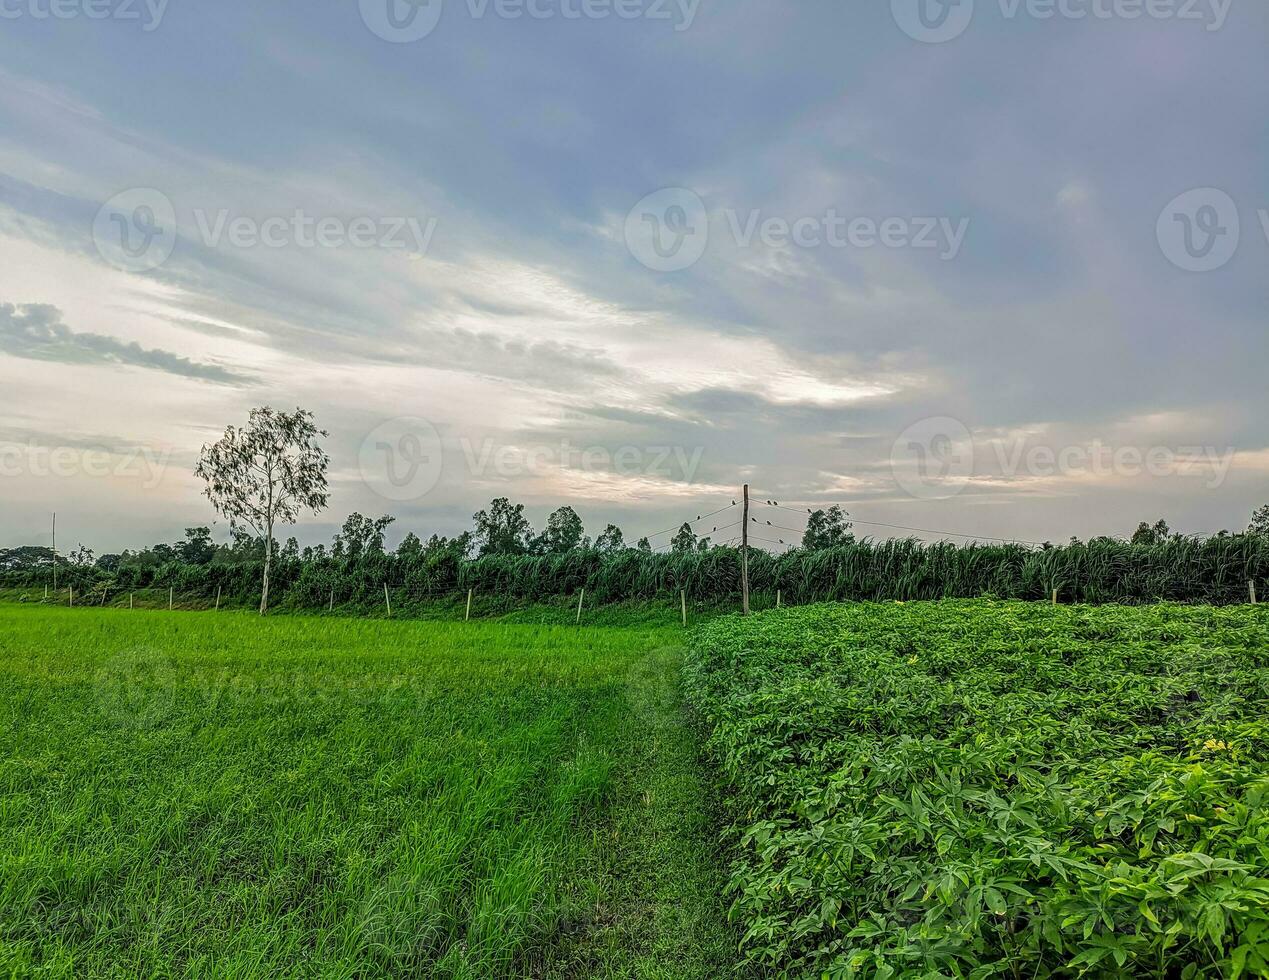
671 523 697 554
1131 519 1172 546
803 506 853 549
1250 505 1269 537
595 524 625 552
636 537 651 552
537 506 586 554
334 513 395 562
195 406 329 615
176 527 216 565
472 498 533 556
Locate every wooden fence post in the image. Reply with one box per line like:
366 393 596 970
1252 580 1258 605
215 586 221 611
169 587 174 611
130 593 134 609
681 589 687 627
69 586 73 607
1052 588 1058 606
329 588 334 612
777 589 782 608
576 588 585 624
384 584 392 618
101 588 108 607
465 588 473 622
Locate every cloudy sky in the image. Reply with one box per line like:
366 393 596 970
1 0 1266 555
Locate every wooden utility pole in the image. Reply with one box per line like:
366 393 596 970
741 484 751 616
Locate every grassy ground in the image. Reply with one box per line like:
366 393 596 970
0 604 739 978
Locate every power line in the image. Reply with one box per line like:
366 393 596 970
643 501 738 539
750 498 1043 547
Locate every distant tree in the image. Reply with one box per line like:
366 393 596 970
96 553 122 572
803 506 853 549
195 406 329 615
176 526 216 565
0 546 53 573
1131 519 1172 546
595 524 625 552
670 523 697 554
396 532 424 563
636 537 651 552
1250 505 1269 537
472 498 533 556
69 544 94 567
335 513 395 562
281 537 300 561
536 506 587 554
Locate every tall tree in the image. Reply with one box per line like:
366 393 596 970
1131 519 1172 546
595 524 625 552
803 506 853 549
1250 505 1269 537
670 523 697 554
472 498 533 556
537 506 586 553
195 406 329 615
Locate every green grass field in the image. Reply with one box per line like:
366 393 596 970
0 605 738 978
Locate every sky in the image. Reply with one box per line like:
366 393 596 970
1 0 1266 555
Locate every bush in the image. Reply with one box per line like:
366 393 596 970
685 601 1269 977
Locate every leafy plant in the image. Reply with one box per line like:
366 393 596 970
685 601 1269 978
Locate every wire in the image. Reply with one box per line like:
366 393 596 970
750 497 1042 547
643 501 738 539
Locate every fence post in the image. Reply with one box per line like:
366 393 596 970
215 586 221 611
130 592 134 609
169 587 174 611
777 588 782 608
681 589 687 627
576 588 585 624
1052 588 1058 606
1252 580 1258 605
329 588 334 612
465 588 473 622
69 586 73 607
384 583 392 618
101 588 108 607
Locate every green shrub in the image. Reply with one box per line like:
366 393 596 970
685 601 1269 977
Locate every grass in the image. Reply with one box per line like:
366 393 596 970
0 604 739 978
686 601 1269 977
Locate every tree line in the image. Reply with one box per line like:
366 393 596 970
2 406 1266 611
